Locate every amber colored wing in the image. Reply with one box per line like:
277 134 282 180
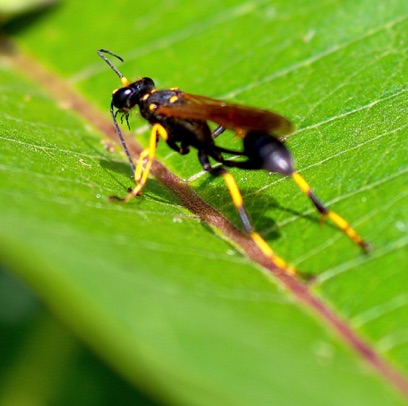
155 93 294 138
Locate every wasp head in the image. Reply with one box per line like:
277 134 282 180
111 77 155 113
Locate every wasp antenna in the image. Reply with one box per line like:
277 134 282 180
97 49 126 81
109 103 136 174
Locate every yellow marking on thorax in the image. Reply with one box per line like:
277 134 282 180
169 95 179 103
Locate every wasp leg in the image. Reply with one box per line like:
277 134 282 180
165 138 190 155
240 131 369 252
212 125 225 138
291 173 370 253
121 123 168 202
198 151 296 273
217 167 296 273
211 145 246 156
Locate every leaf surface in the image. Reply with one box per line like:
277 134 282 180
0 0 407 404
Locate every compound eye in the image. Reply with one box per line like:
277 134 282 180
112 87 133 109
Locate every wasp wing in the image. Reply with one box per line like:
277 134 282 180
155 93 294 138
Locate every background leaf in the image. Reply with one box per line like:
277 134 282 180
0 0 407 404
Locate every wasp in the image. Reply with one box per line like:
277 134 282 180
98 49 369 273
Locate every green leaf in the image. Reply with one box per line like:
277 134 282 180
0 0 407 404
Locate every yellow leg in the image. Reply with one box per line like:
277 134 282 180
220 169 296 274
123 123 168 201
291 172 369 252
250 231 296 274
134 148 150 183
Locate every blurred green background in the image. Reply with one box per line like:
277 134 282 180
0 0 407 404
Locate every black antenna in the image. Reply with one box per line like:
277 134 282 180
97 49 124 79
97 49 130 86
98 49 135 173
110 104 136 174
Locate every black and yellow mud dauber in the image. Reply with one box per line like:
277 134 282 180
98 49 369 274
